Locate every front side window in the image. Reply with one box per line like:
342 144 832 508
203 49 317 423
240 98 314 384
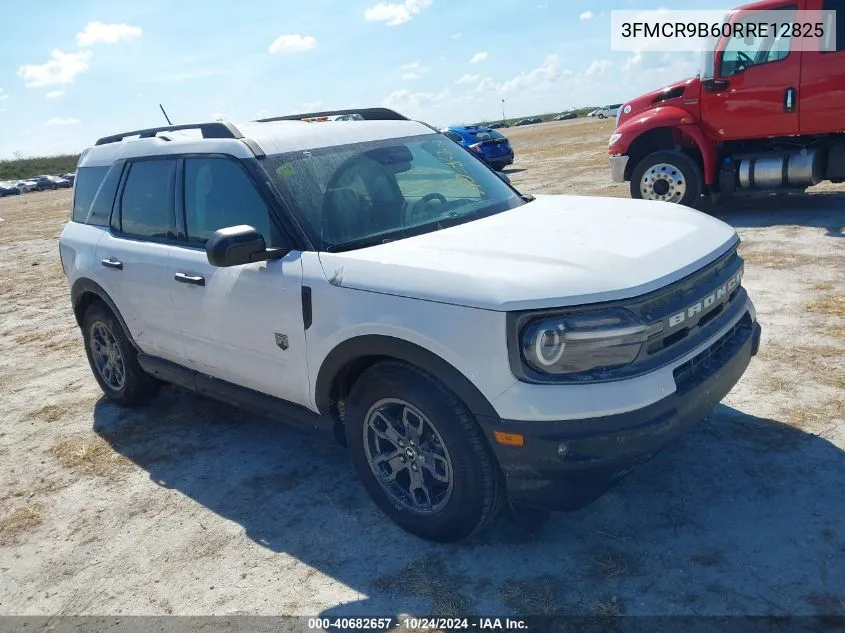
264 134 523 251
118 159 176 239
719 6 797 76
182 157 272 246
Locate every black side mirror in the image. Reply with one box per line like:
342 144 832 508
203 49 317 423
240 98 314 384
702 77 729 92
206 225 286 267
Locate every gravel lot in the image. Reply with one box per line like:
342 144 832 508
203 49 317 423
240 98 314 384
1 118 844 619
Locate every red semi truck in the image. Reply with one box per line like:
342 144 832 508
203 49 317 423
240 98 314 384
609 0 845 206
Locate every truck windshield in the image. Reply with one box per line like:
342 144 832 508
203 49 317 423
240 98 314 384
263 134 524 251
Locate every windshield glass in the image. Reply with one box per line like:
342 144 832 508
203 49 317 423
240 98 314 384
472 129 505 142
263 134 523 251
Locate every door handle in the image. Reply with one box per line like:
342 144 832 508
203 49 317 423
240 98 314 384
784 87 796 112
100 258 123 270
174 272 205 286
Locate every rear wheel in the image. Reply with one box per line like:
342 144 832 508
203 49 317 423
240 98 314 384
630 150 703 207
82 302 160 405
346 361 504 542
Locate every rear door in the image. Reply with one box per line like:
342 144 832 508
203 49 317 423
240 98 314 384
95 157 185 362
799 0 845 134
166 155 310 407
700 4 801 140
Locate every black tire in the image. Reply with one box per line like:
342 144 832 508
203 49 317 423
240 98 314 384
346 361 504 542
630 150 703 207
82 302 160 405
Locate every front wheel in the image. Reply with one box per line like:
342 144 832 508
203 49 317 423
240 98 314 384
346 362 504 542
630 150 703 206
82 302 160 405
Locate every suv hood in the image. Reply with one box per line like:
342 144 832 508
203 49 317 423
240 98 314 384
318 194 738 311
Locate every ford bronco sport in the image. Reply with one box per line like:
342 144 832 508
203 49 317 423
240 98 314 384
60 107 761 542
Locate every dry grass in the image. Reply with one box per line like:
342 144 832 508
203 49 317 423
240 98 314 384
374 555 473 616
757 344 845 391
691 552 725 567
739 248 804 270
0 504 42 545
47 436 131 478
592 552 628 578
759 374 796 394
783 400 845 433
500 575 565 616
807 295 845 317
810 282 833 291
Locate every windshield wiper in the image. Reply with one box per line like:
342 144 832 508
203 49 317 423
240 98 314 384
324 235 397 253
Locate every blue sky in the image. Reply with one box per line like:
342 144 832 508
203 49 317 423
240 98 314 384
0 0 718 159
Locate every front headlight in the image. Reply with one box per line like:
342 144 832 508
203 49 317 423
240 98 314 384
609 133 622 147
520 308 658 376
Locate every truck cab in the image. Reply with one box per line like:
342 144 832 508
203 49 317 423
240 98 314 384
610 0 845 206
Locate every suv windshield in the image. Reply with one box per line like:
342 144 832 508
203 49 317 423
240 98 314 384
263 133 523 251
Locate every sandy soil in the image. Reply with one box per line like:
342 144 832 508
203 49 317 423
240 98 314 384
1 119 844 620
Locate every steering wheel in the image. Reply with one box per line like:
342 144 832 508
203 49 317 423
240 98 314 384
411 192 447 220
735 50 754 71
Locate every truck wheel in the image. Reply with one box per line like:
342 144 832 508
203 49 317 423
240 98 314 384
631 150 702 206
346 361 504 542
82 302 160 405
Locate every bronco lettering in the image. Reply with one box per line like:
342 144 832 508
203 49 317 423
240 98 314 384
667 270 742 329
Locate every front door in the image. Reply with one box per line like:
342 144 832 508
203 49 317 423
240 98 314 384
700 4 801 140
167 155 310 407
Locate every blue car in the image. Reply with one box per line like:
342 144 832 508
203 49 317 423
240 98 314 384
442 125 514 171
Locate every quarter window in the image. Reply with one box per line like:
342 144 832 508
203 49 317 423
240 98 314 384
183 157 272 246
72 166 108 224
118 159 176 239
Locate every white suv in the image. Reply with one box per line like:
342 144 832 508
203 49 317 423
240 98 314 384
60 107 761 542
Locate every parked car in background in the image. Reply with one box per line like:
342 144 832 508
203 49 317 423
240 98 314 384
487 122 508 129
553 112 577 121
587 109 599 117
0 181 22 196
16 180 37 193
593 104 623 119
442 124 515 170
33 175 71 191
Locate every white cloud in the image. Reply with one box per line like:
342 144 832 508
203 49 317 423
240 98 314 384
475 77 498 92
18 50 93 88
44 117 80 126
400 60 429 79
45 90 64 99
500 55 566 95
365 0 432 26
0 89 8 101
584 59 612 76
383 88 449 111
76 22 142 46
580 10 594 20
470 51 488 64
454 73 480 85
268 34 317 54
451 32 462 39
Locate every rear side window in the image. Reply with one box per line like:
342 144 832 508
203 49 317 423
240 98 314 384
71 166 108 224
182 157 273 245
117 159 176 240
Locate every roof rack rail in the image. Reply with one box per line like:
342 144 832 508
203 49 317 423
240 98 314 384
95 121 243 146
255 107 409 123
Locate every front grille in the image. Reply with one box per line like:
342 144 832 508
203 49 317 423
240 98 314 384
673 314 752 393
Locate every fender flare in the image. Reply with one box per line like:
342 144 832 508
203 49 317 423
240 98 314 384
314 335 500 420
70 278 138 349
617 106 717 185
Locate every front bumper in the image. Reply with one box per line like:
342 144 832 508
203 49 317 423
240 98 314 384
610 154 629 183
478 315 761 511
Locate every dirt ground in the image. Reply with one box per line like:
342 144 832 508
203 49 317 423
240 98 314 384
1 118 844 620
